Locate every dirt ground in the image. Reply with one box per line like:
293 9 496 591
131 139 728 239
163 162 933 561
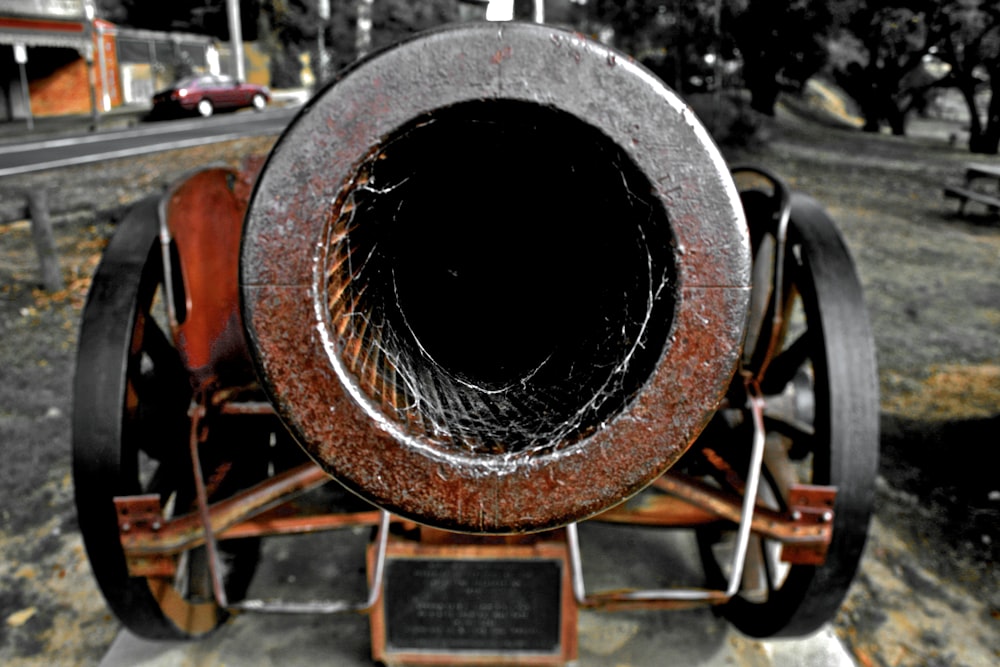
1 103 998 667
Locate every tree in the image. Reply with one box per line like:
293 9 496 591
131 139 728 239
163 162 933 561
586 0 675 56
257 0 459 89
725 0 832 115
95 0 129 23
828 1 945 136
368 0 458 54
934 1 1000 153
583 1 729 94
578 1 832 109
257 0 319 87
100 0 260 40
827 1 1000 152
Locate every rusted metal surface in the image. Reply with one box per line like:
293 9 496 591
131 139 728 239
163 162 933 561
114 495 177 578
114 462 329 573
240 21 751 533
780 484 837 565
593 493 720 526
160 167 255 391
594 473 834 548
217 507 384 540
576 588 731 613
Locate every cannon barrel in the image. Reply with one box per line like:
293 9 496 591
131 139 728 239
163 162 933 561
240 22 751 533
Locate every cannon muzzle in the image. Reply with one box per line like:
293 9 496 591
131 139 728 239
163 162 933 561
240 22 751 533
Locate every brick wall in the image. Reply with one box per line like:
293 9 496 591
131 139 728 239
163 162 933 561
28 55 90 116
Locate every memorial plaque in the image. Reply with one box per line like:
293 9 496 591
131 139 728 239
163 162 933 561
385 558 562 653
369 538 577 665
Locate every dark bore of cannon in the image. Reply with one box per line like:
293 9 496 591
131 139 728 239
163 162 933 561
326 99 676 455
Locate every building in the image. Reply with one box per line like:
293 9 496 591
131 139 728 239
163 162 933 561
1 0 105 120
1 0 263 123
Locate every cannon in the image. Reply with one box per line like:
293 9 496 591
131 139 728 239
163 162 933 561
72 21 878 663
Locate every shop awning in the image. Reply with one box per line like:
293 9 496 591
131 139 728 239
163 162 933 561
0 16 89 51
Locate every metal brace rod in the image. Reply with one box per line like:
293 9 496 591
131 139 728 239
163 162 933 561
185 392 393 615
230 510 392 614
115 463 347 564
567 388 769 608
188 393 230 609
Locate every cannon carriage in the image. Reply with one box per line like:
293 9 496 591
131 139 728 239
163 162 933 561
72 21 878 664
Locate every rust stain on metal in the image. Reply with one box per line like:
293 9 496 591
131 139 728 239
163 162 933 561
164 168 255 391
491 45 513 64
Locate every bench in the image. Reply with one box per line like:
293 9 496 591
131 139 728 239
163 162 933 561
944 184 1000 215
944 163 1000 216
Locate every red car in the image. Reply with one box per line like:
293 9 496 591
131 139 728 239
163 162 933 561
151 74 270 118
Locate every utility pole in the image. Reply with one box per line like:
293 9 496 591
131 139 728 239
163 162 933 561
356 0 374 59
13 44 32 131
84 0 99 130
227 0 245 82
318 0 331 85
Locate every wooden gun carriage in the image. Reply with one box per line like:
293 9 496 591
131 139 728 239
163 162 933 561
72 21 878 665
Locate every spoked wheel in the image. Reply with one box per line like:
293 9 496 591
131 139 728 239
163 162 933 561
695 186 879 638
73 197 264 639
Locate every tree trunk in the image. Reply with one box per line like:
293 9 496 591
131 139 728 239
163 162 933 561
746 68 780 116
875 66 907 136
884 97 907 136
847 75 881 132
956 78 987 152
975 70 1000 155
860 39 884 133
974 99 1000 154
861 90 882 132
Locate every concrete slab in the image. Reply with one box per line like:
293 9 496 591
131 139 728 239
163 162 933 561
100 521 858 667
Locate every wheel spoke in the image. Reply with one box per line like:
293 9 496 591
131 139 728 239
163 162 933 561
140 314 184 382
760 331 812 395
762 413 815 443
760 538 777 597
760 464 791 514
741 535 767 600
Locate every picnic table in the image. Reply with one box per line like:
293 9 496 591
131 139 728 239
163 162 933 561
943 162 1000 215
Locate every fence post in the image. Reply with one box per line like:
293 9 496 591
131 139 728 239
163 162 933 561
27 190 65 293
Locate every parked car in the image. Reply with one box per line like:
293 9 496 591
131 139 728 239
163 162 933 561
150 75 270 118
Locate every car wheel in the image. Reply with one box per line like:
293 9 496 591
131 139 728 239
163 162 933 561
252 94 267 111
197 99 214 117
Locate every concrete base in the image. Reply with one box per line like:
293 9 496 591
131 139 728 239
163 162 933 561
100 521 857 667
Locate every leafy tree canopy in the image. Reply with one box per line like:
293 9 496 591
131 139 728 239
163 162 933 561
97 0 261 40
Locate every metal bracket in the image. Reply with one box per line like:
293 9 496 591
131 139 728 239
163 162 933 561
781 485 836 565
114 494 176 578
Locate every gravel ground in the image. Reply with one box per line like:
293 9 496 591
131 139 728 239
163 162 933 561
1 105 998 666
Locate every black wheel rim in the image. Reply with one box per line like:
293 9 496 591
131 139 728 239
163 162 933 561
72 197 261 639
698 191 879 638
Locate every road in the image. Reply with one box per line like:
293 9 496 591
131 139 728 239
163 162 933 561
0 107 297 178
